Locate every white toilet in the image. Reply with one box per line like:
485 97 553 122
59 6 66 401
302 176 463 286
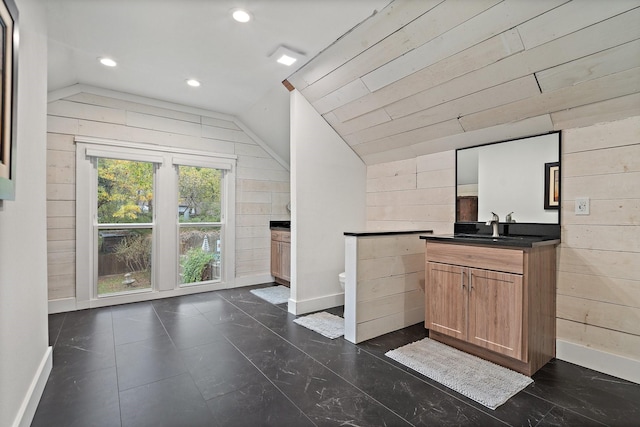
339 272 346 290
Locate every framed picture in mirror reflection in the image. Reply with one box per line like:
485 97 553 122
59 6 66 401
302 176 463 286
0 0 17 200
544 162 559 210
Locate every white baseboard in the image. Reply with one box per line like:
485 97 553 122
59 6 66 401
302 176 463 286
288 292 345 315
232 274 275 288
48 297 78 314
556 339 640 384
48 276 276 314
13 346 52 427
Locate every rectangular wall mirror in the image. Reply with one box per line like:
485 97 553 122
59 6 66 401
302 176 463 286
456 132 561 224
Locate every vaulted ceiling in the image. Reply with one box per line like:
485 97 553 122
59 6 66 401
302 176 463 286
45 0 391 116
286 0 640 165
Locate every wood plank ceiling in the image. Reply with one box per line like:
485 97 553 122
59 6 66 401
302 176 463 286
285 0 640 165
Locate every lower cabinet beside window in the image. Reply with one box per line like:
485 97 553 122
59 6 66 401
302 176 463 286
270 230 290 286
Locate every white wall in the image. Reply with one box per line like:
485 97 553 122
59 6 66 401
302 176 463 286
289 90 366 314
0 0 51 425
238 85 291 165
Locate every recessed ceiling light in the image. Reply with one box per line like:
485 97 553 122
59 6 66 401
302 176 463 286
232 9 251 23
277 54 297 66
99 57 117 67
269 45 305 67
186 79 201 87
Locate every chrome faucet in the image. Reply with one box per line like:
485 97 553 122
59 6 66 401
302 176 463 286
506 212 515 223
486 212 500 237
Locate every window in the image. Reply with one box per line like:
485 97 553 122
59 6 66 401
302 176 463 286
96 158 154 296
178 166 223 286
76 138 236 307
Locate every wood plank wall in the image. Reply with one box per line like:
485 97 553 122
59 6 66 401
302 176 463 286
366 150 455 233
46 92 290 301
346 234 425 343
287 0 640 165
366 115 640 362
558 116 640 361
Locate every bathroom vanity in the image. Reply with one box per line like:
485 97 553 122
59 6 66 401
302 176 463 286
421 234 559 376
270 221 290 286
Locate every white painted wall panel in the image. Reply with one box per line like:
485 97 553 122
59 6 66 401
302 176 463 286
289 91 366 314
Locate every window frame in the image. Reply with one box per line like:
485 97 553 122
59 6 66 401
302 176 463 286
76 137 236 309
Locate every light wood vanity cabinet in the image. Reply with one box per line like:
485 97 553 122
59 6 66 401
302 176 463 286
271 230 290 285
425 241 557 376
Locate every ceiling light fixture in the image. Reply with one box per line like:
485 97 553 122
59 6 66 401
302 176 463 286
186 79 201 87
231 9 251 23
269 45 305 67
99 57 117 67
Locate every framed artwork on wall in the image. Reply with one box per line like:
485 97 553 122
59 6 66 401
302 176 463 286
544 162 559 210
0 0 18 200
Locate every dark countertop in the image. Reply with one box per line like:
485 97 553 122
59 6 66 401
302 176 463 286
269 220 290 231
420 233 560 248
344 230 433 237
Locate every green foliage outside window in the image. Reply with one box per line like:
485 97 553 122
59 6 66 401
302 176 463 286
181 248 215 283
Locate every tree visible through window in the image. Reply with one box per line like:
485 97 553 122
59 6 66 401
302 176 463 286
96 158 154 296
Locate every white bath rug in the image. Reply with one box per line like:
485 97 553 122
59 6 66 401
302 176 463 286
249 285 290 305
385 338 533 410
294 311 344 339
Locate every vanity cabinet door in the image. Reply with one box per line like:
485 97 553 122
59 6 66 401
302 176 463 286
271 238 281 278
280 241 291 281
271 230 291 284
426 262 468 341
468 268 524 360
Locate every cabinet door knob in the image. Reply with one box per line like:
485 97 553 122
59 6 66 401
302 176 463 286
461 270 465 289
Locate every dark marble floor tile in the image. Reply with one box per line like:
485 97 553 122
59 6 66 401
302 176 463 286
120 373 216 427
536 406 607 426
151 296 201 321
51 331 116 376
195 297 245 323
206 376 313 427
180 340 265 400
37 287 640 427
115 334 187 391
241 339 411 425
162 313 224 349
209 312 266 339
303 391 412 427
32 366 120 427
57 307 114 343
110 300 156 319
223 316 289 351
112 312 166 346
528 359 640 425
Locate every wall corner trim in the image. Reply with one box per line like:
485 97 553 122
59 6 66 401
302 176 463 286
12 347 52 427
556 339 640 385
